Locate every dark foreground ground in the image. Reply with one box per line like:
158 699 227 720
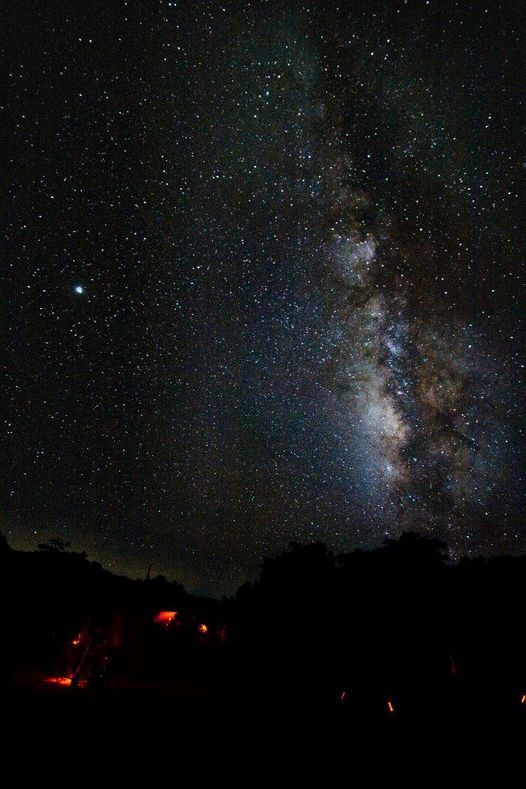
3 541 526 767
4 675 526 782
5 669 526 744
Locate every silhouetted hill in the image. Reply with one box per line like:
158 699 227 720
2 530 526 731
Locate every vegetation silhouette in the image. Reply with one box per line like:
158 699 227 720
2 528 526 730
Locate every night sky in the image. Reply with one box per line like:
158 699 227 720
4 0 525 595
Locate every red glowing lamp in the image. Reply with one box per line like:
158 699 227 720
198 623 208 634
154 611 178 626
47 676 73 687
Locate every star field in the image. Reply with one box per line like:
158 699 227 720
4 1 525 594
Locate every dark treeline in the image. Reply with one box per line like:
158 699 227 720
2 530 526 725
232 535 526 719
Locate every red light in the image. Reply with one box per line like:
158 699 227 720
387 699 395 714
47 676 72 687
198 623 208 634
521 694 526 704
154 611 178 626
71 634 81 646
340 691 347 701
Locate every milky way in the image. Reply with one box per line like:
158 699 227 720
320 110 523 556
4 1 525 593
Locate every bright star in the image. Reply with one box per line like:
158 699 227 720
74 285 84 295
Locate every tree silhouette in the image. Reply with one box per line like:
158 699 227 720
382 531 449 566
0 530 11 555
37 537 87 559
37 537 72 553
